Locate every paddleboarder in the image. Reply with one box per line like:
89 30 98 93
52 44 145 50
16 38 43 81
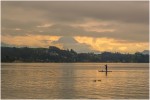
105 64 108 72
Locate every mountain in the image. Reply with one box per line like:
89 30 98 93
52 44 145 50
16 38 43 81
52 36 100 53
142 50 149 55
1 42 14 47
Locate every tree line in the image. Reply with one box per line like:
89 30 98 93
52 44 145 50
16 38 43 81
1 46 149 63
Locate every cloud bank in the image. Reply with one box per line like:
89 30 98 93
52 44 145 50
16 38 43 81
1 1 149 53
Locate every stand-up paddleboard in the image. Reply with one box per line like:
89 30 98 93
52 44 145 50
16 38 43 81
98 70 112 72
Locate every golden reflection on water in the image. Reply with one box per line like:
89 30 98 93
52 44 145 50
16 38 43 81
1 63 149 99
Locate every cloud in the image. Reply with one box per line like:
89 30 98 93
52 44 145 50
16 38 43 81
36 24 53 28
2 1 148 24
72 19 116 32
2 35 61 48
14 28 22 31
2 17 148 42
74 36 149 53
1 1 149 53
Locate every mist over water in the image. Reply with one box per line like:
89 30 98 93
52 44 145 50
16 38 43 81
1 63 149 99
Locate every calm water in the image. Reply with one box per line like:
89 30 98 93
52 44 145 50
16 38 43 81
1 63 149 99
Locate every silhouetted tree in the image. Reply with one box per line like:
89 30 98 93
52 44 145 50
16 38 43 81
1 46 149 63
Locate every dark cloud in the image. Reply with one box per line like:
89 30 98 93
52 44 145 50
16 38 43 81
35 24 149 42
2 1 148 24
1 1 149 44
2 22 148 42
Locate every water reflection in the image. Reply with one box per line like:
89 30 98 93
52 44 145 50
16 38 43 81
57 64 76 99
106 71 107 76
1 63 149 99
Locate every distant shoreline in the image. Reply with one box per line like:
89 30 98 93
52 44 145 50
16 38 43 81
2 46 149 63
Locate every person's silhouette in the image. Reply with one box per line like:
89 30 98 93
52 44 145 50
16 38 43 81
105 64 108 72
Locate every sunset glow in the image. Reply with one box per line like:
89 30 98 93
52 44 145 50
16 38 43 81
75 36 149 53
1 1 149 53
2 35 61 48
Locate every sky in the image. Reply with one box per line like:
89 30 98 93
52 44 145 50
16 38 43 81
1 1 149 53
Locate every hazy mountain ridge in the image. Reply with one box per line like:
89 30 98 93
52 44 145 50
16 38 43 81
141 50 149 55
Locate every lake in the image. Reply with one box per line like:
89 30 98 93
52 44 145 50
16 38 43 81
1 63 149 99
